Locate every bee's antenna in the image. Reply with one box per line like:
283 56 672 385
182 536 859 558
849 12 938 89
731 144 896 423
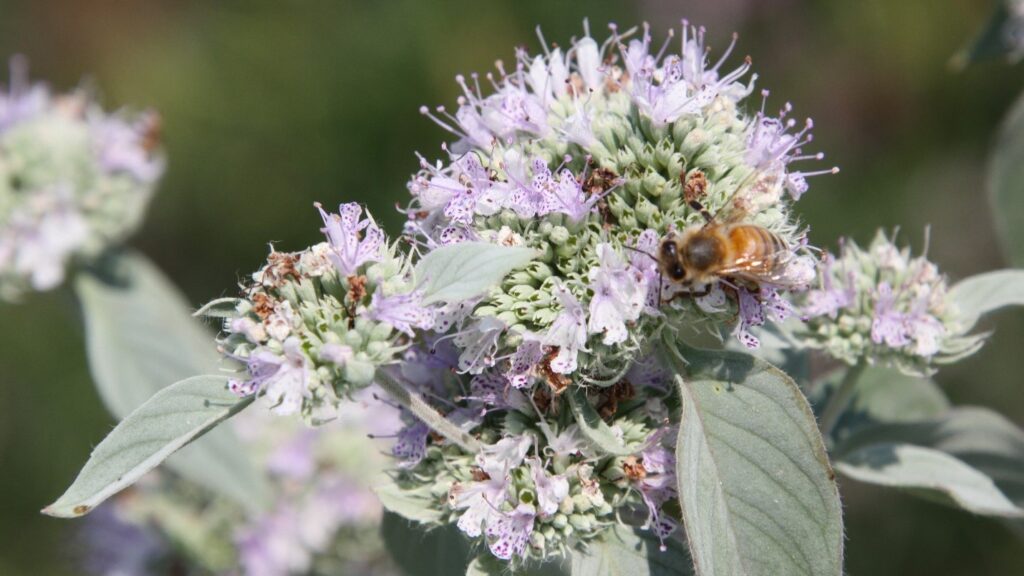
688 200 714 223
622 244 659 265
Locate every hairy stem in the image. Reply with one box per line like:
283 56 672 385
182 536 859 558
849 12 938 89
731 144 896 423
375 369 482 454
818 360 867 440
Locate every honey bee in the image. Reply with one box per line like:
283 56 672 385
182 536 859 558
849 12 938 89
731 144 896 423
657 198 796 290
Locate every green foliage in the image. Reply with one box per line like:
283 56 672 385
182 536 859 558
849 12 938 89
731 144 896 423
43 375 252 518
665 338 844 576
990 87 1024 264
566 386 635 456
382 512 471 576
413 242 538 305
949 269 1024 329
75 251 269 511
568 525 692 576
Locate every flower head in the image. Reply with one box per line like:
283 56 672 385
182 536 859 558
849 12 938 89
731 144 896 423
0 59 164 300
797 230 985 375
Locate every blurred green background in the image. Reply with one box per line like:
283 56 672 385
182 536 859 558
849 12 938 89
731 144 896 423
1 1 1022 574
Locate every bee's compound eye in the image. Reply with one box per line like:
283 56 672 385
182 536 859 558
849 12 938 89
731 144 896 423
670 264 686 281
660 241 677 257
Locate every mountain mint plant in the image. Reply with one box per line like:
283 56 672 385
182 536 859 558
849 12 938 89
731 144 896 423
40 17 1024 576
0 57 163 300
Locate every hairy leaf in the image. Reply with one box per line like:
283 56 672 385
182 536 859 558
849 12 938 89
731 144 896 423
567 387 635 456
374 478 445 524
43 375 251 518
382 512 470 576
413 242 537 305
665 340 843 576
569 524 692 576
990 86 1024 263
835 443 1023 517
75 252 269 511
949 269 1024 330
953 1 1015 67
835 407 1024 519
467 553 567 576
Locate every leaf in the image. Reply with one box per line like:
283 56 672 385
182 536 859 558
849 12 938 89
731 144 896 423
834 407 1024 518
952 2 1015 68
990 85 1024 263
43 375 251 518
193 297 241 319
413 242 537 305
569 524 693 576
835 443 1023 518
381 512 471 576
467 554 567 576
948 269 1024 330
75 252 269 511
810 366 950 437
567 386 635 456
665 340 844 576
373 477 445 524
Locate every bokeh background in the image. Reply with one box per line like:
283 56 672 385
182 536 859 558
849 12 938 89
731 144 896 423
1 1 1022 574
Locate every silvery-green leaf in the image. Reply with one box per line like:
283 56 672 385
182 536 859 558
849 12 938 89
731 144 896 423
665 340 843 576
949 269 1024 330
834 407 1024 518
990 86 1024 262
43 375 251 518
467 554 567 576
567 387 635 456
569 524 692 576
382 512 470 576
75 252 269 511
810 367 950 436
953 1 1015 67
413 242 537 305
835 443 1023 518
193 297 241 319
373 477 444 524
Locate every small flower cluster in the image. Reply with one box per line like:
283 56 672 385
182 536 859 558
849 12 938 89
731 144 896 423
217 203 428 420
381 20 834 565
797 230 983 375
0 57 164 300
81 388 402 576
383 338 679 564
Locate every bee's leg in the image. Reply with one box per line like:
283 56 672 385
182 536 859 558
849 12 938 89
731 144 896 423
688 200 714 224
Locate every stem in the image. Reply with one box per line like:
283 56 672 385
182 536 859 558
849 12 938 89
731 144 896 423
375 369 482 454
818 361 867 440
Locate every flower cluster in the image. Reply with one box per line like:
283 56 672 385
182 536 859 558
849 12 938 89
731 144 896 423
406 21 830 383
216 202 428 420
81 388 402 576
382 338 678 564
797 230 983 375
0 57 164 300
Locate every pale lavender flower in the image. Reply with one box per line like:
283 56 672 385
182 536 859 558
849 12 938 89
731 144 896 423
230 337 310 416
734 287 766 349
527 457 569 517
486 503 537 560
588 244 647 345
506 339 545 388
535 280 588 374
392 419 430 469
635 443 679 552
0 186 88 291
804 255 855 319
368 287 435 337
266 429 318 480
871 282 911 348
450 316 507 374
449 435 532 538
80 504 167 576
90 111 164 183
0 56 47 130
315 202 384 276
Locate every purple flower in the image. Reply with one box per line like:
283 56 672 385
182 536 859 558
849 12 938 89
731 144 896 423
634 443 679 552
486 503 536 560
527 457 569 517
507 339 545 388
367 287 435 337
0 186 88 291
266 429 318 480
392 419 430 469
734 287 766 349
90 111 164 183
588 244 646 345
447 316 507 374
315 202 383 276
804 256 855 319
449 435 532 538
231 337 310 416
871 282 911 348
535 280 588 374
0 56 48 130
79 504 166 576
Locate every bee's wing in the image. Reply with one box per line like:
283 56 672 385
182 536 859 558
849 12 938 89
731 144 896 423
717 250 804 288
